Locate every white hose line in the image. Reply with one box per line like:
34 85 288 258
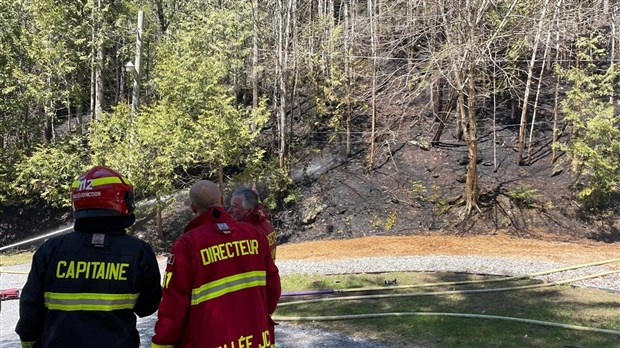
0 191 187 253
278 270 620 307
272 312 620 336
0 270 28 275
336 257 620 293
0 226 73 252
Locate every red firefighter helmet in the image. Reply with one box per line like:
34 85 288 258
71 166 135 219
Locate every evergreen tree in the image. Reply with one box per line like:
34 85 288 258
558 34 620 208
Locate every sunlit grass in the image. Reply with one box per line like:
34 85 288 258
0 252 33 267
277 272 620 348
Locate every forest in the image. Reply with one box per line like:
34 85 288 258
1 0 619 241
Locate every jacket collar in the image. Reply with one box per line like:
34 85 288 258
184 206 234 233
73 215 135 235
244 205 269 224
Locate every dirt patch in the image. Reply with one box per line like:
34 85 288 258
276 234 620 270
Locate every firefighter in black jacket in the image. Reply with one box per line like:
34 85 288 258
16 166 162 348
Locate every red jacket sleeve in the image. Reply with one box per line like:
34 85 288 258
261 232 281 314
151 237 194 346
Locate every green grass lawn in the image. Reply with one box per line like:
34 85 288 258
276 272 620 348
0 252 33 267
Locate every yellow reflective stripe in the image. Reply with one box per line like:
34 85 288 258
151 343 174 348
44 292 139 311
71 176 131 188
191 270 266 306
21 341 35 348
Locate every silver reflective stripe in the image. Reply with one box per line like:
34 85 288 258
191 271 266 305
44 292 139 311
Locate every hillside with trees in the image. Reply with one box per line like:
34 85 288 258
1 0 619 249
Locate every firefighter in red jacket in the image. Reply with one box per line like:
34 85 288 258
15 166 162 348
151 180 281 348
229 187 277 260
229 187 278 346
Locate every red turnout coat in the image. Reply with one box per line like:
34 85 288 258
151 207 281 348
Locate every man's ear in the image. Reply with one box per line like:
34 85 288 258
190 203 198 214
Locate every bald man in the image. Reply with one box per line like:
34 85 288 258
151 180 281 348
189 180 222 211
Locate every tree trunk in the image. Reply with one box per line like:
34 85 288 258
277 0 290 169
368 0 377 169
76 104 83 134
43 105 53 144
492 59 497 172
552 73 560 163
517 0 550 165
432 82 455 145
218 165 224 198
287 0 297 164
610 18 616 108
344 0 352 157
551 0 562 163
90 1 96 120
464 64 479 215
154 0 168 33
527 1 556 164
156 194 163 238
94 0 104 120
252 0 259 112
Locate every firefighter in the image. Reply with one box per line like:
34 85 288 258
229 187 279 346
151 180 281 348
229 187 277 260
15 166 162 348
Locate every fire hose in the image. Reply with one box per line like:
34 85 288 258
274 259 620 337
2 257 619 336
281 257 620 296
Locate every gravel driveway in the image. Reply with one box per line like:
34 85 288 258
2 255 618 347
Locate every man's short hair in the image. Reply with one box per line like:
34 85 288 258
232 188 259 209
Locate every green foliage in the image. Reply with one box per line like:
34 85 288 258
230 155 294 210
153 2 265 174
90 102 191 200
0 0 40 145
0 157 15 205
302 16 366 143
12 136 87 207
410 180 427 201
385 211 397 231
372 215 383 229
506 185 541 208
89 3 267 213
558 34 620 209
132 102 195 198
429 184 450 216
154 2 251 113
90 99 269 212
89 103 134 169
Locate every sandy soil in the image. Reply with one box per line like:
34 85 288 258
277 234 620 269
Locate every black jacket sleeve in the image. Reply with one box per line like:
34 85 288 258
15 244 50 345
133 242 162 317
